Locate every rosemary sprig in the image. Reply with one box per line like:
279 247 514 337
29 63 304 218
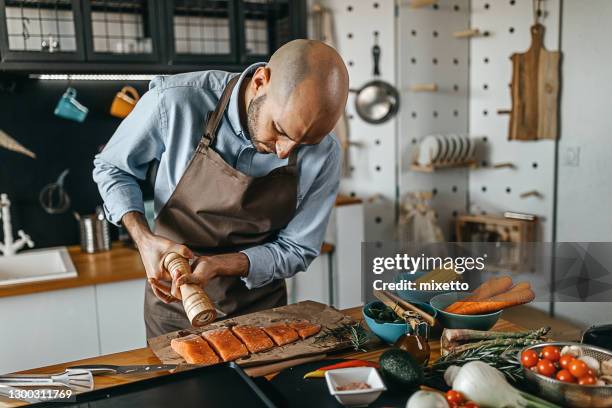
314 322 371 352
425 342 543 384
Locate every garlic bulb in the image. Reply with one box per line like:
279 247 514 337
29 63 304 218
579 355 600 374
561 345 583 358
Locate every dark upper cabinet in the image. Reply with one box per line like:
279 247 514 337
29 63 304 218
237 0 302 64
163 0 237 65
0 0 85 62
0 0 305 70
81 0 161 62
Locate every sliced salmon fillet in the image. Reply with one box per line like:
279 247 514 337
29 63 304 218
262 324 299 346
170 334 220 365
202 328 249 362
232 325 274 353
288 320 322 339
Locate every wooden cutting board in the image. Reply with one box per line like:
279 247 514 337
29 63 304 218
148 301 355 368
509 23 561 140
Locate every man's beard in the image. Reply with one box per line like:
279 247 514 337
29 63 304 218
247 94 268 152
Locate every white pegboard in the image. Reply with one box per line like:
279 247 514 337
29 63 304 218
398 0 471 239
468 0 561 241
309 0 398 242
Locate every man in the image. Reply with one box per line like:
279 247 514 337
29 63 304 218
93 39 349 339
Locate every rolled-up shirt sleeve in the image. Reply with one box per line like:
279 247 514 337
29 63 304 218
93 80 166 225
240 139 341 289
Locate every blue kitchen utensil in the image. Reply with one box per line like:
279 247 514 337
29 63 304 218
54 87 88 122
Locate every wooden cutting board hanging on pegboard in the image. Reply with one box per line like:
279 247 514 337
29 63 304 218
508 23 561 140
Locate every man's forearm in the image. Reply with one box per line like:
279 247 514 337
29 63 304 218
122 211 154 246
203 253 250 279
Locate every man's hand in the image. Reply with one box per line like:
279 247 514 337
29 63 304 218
122 211 193 304
173 253 250 298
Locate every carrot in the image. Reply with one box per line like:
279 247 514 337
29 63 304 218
450 288 535 315
445 276 513 313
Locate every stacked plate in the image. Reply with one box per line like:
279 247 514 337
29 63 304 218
416 134 476 167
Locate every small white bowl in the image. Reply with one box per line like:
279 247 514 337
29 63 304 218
324 367 387 407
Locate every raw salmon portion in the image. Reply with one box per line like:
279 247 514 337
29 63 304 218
202 328 249 361
288 320 322 339
170 334 220 365
232 325 274 353
262 324 299 346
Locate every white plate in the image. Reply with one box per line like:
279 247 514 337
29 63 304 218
435 134 448 164
417 135 440 166
465 136 476 161
443 134 456 163
451 134 464 162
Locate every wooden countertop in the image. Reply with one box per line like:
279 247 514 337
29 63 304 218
1 307 523 407
0 244 146 298
0 240 336 299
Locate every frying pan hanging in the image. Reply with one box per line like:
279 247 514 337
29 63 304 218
351 33 400 124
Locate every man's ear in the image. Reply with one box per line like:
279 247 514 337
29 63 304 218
251 66 271 92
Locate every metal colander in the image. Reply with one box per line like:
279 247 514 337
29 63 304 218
520 342 612 408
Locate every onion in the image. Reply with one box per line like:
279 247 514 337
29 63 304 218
561 345 583 358
406 390 449 408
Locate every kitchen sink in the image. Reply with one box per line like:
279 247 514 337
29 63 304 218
0 247 77 286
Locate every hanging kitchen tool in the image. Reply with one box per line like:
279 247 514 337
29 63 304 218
0 369 93 392
0 129 36 159
352 32 400 124
508 0 560 140
110 86 140 118
39 169 71 214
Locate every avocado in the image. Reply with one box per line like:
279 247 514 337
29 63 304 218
379 349 424 391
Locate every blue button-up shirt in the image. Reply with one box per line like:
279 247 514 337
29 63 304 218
93 63 341 289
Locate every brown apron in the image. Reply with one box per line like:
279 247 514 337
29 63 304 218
144 76 299 338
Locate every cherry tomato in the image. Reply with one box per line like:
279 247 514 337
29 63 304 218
521 349 539 368
578 375 597 385
463 402 480 408
587 368 595 377
446 390 465 405
569 359 589 378
537 359 556 377
542 346 561 362
556 369 576 383
559 354 575 369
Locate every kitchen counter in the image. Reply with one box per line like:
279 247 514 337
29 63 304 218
0 244 146 298
1 307 523 407
0 242 335 299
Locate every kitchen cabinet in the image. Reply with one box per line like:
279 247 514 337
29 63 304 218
95 279 146 355
0 0 306 72
237 0 305 64
163 0 237 65
0 285 99 373
0 0 85 62
0 279 146 373
81 0 161 62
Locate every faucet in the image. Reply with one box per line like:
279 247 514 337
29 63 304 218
0 193 34 256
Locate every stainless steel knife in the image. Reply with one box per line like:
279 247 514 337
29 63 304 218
66 364 182 376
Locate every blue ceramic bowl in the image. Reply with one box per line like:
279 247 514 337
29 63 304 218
429 292 502 330
362 301 438 344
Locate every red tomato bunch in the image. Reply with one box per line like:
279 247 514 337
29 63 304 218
445 390 480 408
521 346 598 385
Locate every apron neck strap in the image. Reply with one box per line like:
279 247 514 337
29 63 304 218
202 75 240 148
288 148 299 166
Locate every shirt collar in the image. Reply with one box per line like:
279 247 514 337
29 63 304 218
227 62 266 141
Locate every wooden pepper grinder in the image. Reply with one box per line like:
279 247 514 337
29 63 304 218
162 252 217 327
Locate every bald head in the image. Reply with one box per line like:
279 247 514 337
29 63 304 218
267 39 349 128
242 39 349 159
